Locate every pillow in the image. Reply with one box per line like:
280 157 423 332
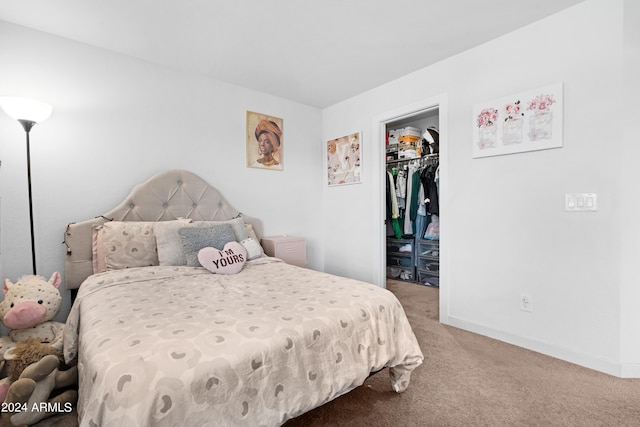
178 224 236 267
198 242 247 275
155 217 248 266
153 218 193 266
240 238 262 260
103 222 159 270
192 217 248 241
92 225 107 274
244 223 265 258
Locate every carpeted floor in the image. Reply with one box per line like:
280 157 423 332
285 280 640 427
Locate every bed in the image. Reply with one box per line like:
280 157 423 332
62 169 423 427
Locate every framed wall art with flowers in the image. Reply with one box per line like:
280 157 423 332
327 131 362 186
472 82 563 158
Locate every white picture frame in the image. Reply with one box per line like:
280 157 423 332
472 82 563 158
327 131 362 186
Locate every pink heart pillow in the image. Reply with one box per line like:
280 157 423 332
197 241 248 275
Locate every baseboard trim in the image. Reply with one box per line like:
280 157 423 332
620 364 640 378
443 315 637 378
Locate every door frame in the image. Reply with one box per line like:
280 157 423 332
371 93 449 321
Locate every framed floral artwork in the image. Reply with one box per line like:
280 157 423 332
472 82 563 158
246 111 284 170
327 131 362 186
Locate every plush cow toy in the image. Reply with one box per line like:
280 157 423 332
0 273 65 346
0 273 71 426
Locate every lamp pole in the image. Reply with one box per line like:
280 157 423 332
18 119 37 275
0 97 52 276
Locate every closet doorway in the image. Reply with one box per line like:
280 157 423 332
372 94 448 321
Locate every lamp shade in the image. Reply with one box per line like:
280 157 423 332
0 97 52 123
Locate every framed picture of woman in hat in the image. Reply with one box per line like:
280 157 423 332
246 111 284 170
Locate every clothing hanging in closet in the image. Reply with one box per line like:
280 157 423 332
386 156 439 239
386 170 402 239
421 162 439 216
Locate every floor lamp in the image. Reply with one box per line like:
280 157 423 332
0 97 53 275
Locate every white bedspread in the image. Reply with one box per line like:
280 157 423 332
63 258 423 426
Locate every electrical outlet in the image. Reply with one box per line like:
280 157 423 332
520 294 533 312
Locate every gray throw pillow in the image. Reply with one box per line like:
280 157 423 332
178 224 236 267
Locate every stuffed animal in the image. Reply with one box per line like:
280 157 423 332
1 339 77 427
5 340 65 384
0 273 65 345
0 273 71 426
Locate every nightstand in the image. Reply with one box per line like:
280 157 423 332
260 236 307 268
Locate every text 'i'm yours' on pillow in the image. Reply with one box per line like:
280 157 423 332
198 241 247 275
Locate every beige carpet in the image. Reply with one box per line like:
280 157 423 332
285 280 640 426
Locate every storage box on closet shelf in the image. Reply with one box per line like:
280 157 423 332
388 126 422 160
386 144 399 161
388 129 400 145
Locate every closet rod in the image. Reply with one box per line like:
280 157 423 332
387 153 438 167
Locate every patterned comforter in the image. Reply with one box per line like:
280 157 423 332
63 258 423 426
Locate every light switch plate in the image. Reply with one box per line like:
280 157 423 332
565 193 597 212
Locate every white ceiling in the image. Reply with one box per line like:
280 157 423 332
0 0 584 108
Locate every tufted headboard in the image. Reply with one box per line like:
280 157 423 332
63 169 262 289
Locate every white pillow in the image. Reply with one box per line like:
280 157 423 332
241 238 263 260
244 223 265 258
102 222 159 270
154 218 193 266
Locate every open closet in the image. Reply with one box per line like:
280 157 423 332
385 108 440 287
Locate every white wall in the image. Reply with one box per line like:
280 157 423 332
619 0 640 375
0 22 323 325
323 0 640 376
